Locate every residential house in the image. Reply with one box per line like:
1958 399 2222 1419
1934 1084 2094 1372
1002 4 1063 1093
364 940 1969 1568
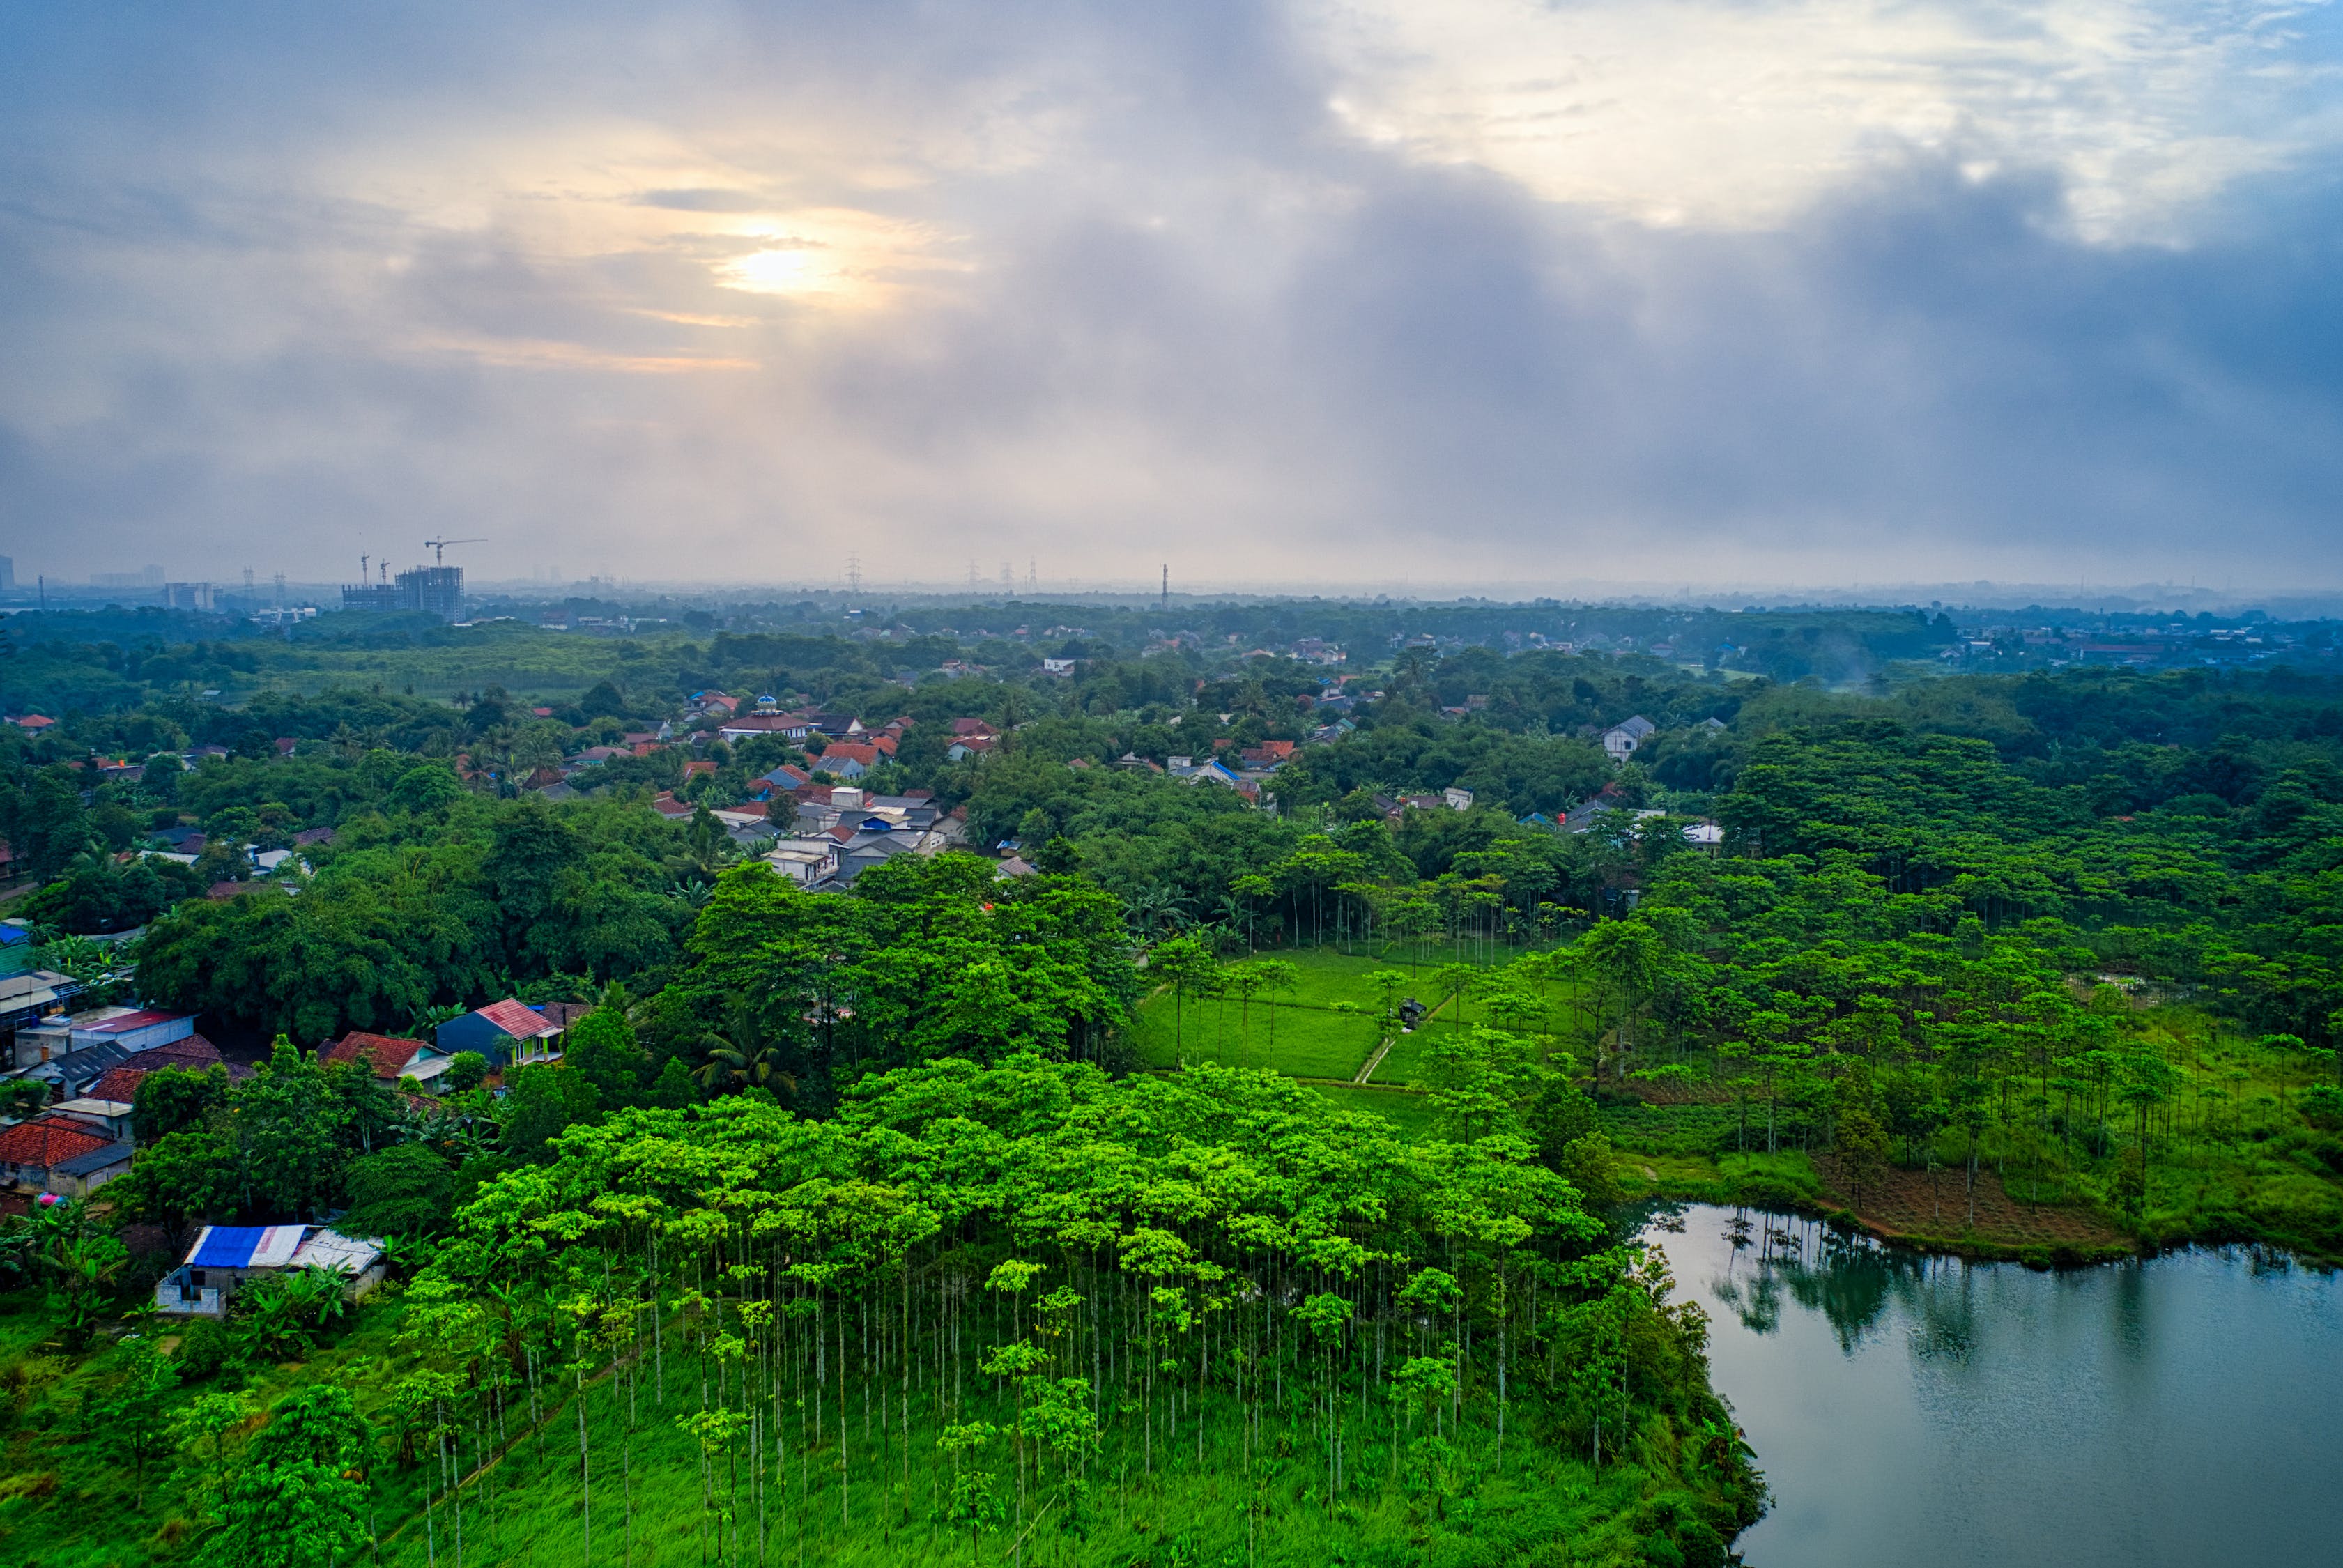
765 840 840 885
1238 740 1296 769
945 735 995 761
1040 658 1077 677
718 714 811 744
321 1031 431 1084
813 739 893 778
434 999 566 1068
0 1115 132 1198
83 1034 231 1102
1167 756 1241 787
1601 716 1657 763
8 1006 194 1087
1443 787 1475 811
153 1226 388 1319
48 1097 135 1140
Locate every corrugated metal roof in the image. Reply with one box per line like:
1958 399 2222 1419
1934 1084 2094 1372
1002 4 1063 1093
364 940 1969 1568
289 1229 385 1276
474 998 558 1038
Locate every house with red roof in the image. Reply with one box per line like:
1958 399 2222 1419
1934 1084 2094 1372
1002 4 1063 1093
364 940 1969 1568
433 998 567 1068
0 1115 132 1197
322 1031 429 1082
811 740 893 779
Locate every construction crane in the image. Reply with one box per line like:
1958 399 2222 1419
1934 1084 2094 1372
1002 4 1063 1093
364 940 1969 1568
423 537 484 565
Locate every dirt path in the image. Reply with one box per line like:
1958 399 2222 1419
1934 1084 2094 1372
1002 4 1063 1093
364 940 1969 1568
1354 1033 1396 1084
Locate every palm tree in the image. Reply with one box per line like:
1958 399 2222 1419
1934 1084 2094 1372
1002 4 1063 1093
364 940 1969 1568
695 998 792 1097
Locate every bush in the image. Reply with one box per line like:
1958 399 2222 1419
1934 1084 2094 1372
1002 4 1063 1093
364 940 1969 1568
174 1319 238 1382
442 1052 489 1093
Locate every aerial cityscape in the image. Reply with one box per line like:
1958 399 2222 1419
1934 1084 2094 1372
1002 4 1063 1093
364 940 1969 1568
3 4 2341 1567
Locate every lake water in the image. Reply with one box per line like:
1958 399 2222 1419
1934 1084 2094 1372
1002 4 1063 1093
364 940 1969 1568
1641 1205 2343 1567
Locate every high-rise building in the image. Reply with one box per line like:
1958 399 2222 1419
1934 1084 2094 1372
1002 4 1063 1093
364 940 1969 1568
0 556 14 590
162 582 216 610
93 565 166 587
341 564 464 622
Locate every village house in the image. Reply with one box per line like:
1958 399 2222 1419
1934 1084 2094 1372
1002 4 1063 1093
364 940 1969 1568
1602 716 1657 763
434 998 567 1068
153 1225 388 1318
0 1113 134 1197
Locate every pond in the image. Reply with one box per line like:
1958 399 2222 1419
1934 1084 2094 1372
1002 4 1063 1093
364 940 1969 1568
1641 1205 2343 1567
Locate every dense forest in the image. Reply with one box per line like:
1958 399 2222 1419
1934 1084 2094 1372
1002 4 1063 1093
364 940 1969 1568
1 600 2340 1565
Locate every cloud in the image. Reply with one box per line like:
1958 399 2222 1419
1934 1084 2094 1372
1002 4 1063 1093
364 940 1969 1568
1305 0 2343 244
0 0 2339 591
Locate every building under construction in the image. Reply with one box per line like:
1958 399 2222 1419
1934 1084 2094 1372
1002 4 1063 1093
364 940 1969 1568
341 565 463 622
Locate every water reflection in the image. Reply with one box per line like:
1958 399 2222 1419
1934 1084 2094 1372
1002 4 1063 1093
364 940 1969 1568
1646 1204 2343 1568
1706 1210 1934 1355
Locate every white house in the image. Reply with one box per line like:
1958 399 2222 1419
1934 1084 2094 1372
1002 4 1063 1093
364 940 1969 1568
1601 716 1657 764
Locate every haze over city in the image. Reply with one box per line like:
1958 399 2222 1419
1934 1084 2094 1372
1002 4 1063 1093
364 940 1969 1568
6 0 2343 592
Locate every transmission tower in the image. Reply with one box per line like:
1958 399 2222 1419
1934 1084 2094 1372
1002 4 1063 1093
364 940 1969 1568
1026 558 1037 592
1161 564 1168 612
846 554 863 595
967 559 979 591
999 561 1013 592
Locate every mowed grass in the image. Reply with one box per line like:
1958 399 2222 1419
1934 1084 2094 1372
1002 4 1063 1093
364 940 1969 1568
1131 941 1583 1087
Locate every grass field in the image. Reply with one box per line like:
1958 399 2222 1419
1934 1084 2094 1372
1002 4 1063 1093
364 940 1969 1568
1131 942 1582 1089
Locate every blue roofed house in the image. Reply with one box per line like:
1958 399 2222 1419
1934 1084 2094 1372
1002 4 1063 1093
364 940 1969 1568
434 997 567 1068
155 1224 388 1317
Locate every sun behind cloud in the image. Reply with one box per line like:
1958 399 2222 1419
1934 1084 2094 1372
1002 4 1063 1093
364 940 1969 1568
714 208 968 305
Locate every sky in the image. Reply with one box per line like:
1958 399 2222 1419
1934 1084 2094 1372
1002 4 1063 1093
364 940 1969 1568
3 0 2341 594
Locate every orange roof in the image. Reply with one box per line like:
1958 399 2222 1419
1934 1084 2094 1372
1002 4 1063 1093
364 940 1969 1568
0 1117 110 1167
90 1066 151 1101
323 1031 427 1079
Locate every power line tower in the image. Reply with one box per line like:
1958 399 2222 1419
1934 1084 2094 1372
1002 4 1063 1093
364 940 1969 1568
846 554 863 595
1160 564 1168 613
1026 558 1037 593
999 561 1013 593
967 559 979 591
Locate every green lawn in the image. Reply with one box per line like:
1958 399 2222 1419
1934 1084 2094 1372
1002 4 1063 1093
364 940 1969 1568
1309 1082 1441 1139
1132 941 1584 1086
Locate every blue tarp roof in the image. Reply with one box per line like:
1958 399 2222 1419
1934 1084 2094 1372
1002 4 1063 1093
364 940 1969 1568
187 1224 307 1268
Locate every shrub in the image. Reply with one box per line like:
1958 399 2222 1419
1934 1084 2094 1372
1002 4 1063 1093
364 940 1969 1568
175 1319 238 1382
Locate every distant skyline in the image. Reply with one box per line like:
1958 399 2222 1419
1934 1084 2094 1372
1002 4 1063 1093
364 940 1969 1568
5 2 2342 588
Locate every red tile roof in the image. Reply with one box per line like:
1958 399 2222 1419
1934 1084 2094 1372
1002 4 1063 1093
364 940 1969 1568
89 1066 151 1101
474 998 560 1039
322 1031 427 1079
0 1117 111 1168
